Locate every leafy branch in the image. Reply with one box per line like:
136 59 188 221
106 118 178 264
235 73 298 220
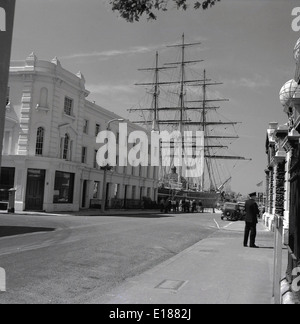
109 0 221 22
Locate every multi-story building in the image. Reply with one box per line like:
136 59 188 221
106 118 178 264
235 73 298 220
264 37 300 304
1 53 159 212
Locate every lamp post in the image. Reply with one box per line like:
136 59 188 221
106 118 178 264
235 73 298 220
101 119 125 213
0 1 15 178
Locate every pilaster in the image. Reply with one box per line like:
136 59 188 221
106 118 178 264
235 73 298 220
49 78 62 158
17 74 34 155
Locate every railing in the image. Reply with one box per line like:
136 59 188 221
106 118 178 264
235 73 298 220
273 214 284 304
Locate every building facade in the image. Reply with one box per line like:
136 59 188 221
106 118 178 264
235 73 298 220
264 37 300 304
1 54 159 212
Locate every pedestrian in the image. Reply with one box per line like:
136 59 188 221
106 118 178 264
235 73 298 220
175 200 179 212
244 192 260 248
160 198 165 213
192 200 197 213
166 199 172 213
185 200 190 213
198 200 204 213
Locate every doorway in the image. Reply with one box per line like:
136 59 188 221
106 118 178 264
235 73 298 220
25 169 46 211
82 180 87 208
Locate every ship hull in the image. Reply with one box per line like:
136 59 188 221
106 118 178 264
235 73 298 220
158 187 220 208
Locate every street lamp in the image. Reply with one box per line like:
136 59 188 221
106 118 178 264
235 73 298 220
101 118 125 213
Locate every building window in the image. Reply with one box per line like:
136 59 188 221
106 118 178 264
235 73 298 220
0 167 15 204
0 167 15 191
83 120 89 135
81 146 87 164
114 184 120 199
64 97 73 116
95 124 101 137
62 134 70 160
53 171 75 204
35 127 45 156
93 181 100 199
70 140 73 161
140 187 144 200
147 188 151 198
132 186 136 200
94 150 98 169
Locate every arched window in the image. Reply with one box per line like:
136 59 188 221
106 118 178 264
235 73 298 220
63 134 70 160
39 87 48 108
0 8 6 32
35 127 45 156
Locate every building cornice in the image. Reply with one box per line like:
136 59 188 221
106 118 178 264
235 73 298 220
10 57 90 98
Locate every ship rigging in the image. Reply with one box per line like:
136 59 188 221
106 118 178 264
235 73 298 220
129 34 251 206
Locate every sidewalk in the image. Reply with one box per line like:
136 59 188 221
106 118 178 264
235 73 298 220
3 208 219 218
96 221 275 304
1 209 162 218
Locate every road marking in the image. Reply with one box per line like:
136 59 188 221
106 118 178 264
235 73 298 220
224 222 235 229
214 219 220 229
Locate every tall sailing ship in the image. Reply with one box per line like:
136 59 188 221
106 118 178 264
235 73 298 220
129 35 250 208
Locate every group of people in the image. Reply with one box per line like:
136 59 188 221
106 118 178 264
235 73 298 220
159 198 204 214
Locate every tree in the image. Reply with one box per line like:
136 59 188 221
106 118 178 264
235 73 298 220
109 0 221 22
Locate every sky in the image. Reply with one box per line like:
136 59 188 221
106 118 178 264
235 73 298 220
10 0 300 194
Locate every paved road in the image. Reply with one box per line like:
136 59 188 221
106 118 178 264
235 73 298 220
0 212 222 304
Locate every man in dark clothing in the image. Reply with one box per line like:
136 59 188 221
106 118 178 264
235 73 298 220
244 192 260 248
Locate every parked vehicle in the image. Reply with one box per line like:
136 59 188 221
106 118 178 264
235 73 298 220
238 202 246 221
221 202 243 221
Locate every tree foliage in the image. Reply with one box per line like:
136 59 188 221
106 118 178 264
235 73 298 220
109 0 221 22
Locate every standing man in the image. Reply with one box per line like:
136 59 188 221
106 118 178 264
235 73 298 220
244 192 260 248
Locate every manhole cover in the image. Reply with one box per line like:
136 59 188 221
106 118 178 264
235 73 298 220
155 280 187 291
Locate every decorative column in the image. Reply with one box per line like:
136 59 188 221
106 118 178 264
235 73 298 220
272 128 287 304
269 166 274 216
17 54 37 156
264 169 270 215
275 161 286 217
274 128 289 217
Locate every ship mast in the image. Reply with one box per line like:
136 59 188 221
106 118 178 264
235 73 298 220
136 51 174 131
131 35 251 192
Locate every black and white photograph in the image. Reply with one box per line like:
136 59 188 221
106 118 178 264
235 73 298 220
0 0 300 308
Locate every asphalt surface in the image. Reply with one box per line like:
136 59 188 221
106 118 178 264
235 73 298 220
0 212 220 304
97 221 274 305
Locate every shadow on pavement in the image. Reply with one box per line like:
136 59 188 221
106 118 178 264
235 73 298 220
0 226 55 238
83 213 174 219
